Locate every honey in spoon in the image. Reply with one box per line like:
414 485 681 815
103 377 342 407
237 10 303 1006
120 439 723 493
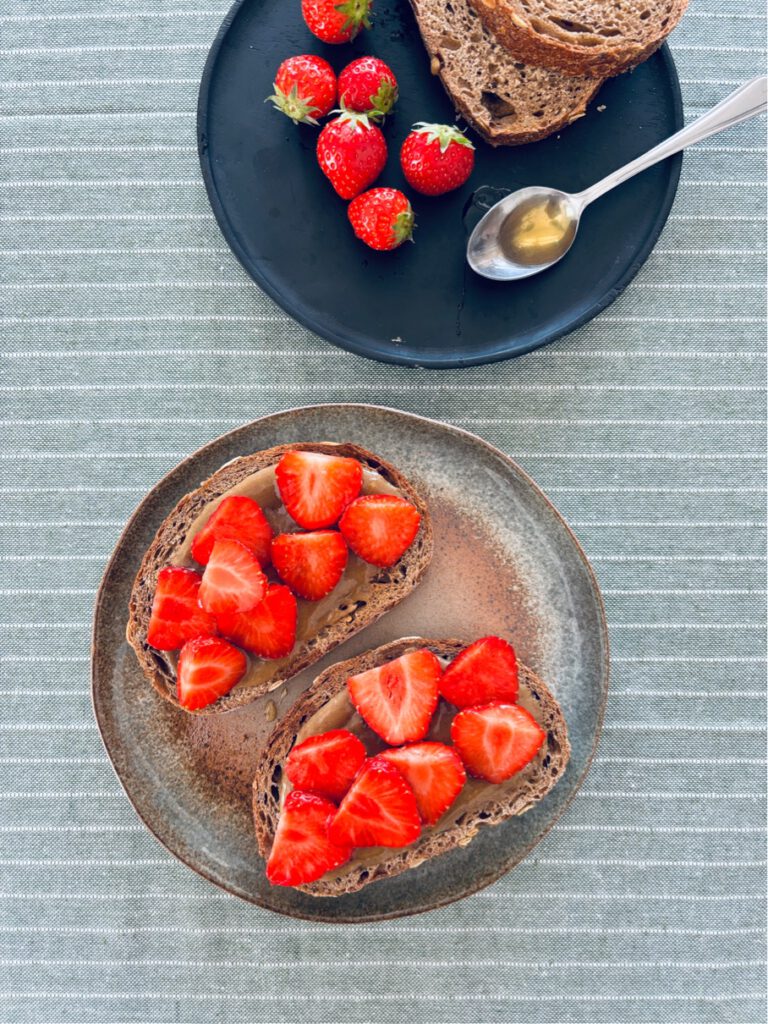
499 193 577 267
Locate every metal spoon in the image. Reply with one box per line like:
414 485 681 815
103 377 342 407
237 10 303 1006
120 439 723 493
467 76 767 282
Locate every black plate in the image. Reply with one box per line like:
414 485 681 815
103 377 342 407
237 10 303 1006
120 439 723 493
198 0 683 367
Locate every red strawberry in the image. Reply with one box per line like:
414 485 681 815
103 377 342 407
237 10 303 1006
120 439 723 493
316 109 387 200
285 728 367 803
338 56 398 120
176 635 247 711
400 123 475 196
348 188 414 252
450 703 546 784
379 742 466 825
275 450 362 529
190 495 273 567
266 790 352 887
347 648 441 745
268 54 337 126
329 757 421 848
439 636 519 709
198 538 267 616
338 494 420 566
271 530 348 601
146 566 217 651
301 0 372 45
216 583 297 660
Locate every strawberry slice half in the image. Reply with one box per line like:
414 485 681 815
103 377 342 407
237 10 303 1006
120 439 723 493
266 790 352 887
146 566 217 651
347 648 442 746
176 635 247 711
216 583 297 660
329 757 421 848
198 538 267 616
275 450 363 529
190 495 273 566
450 703 546 784
271 530 348 601
285 728 367 803
439 636 519 709
379 742 466 825
339 494 420 567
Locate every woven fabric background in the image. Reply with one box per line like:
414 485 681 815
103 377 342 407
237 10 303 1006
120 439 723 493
1 1 766 1022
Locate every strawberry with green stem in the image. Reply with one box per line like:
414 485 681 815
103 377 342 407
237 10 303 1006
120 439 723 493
400 122 475 196
267 55 337 126
348 188 414 251
302 0 373 45
338 57 398 120
316 108 387 200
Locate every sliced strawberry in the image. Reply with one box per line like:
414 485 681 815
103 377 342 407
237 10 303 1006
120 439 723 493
285 728 367 803
379 742 466 825
275 450 363 529
198 538 267 616
329 757 421 848
339 494 420 567
450 703 546 784
146 566 217 651
190 495 273 566
271 530 348 601
266 790 352 887
216 583 297 660
176 635 247 711
346 649 441 746
439 636 519 709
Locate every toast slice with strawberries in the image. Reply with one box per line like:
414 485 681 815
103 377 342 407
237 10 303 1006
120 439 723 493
253 637 570 896
126 444 432 715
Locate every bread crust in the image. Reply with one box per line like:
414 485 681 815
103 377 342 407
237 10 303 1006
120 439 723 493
407 0 603 147
253 637 570 896
469 0 689 79
126 444 433 715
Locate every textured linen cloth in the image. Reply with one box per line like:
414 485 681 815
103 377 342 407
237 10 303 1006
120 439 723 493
0 1 766 1022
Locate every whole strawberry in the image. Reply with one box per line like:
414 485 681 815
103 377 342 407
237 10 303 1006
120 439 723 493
317 109 387 200
302 0 372 44
400 123 475 196
348 188 414 251
267 55 337 126
338 56 398 121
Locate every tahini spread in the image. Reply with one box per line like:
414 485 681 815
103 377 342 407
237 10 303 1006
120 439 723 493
157 463 401 692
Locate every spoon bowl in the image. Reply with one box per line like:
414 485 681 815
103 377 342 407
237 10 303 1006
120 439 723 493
466 76 767 283
467 186 582 282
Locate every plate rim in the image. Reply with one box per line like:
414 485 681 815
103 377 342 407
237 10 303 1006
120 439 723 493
91 403 611 921
196 0 683 369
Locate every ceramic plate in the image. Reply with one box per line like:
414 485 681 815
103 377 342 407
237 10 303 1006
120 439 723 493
197 0 682 367
92 405 609 922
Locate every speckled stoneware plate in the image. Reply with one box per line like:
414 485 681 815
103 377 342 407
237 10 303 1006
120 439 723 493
92 405 609 922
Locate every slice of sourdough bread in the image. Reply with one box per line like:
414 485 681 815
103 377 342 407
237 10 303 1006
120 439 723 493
409 0 603 146
126 443 433 716
469 0 689 79
253 637 570 896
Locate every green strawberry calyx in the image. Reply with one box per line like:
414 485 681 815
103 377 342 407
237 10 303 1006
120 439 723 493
367 79 398 121
266 83 321 127
412 122 475 154
334 0 373 39
391 203 415 247
331 105 374 133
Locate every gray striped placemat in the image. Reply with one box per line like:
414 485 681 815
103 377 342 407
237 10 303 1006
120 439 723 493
1 1 766 1021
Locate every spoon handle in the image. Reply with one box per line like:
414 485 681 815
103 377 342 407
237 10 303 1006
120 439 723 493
575 75 767 208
